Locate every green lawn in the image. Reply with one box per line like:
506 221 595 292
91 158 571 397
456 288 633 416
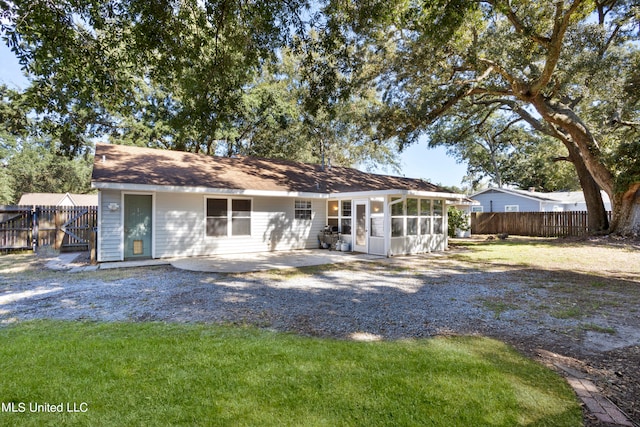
0 321 581 426
450 237 640 277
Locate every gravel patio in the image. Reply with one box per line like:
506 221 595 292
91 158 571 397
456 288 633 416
1 239 639 426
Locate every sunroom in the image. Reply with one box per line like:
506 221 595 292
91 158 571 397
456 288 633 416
324 193 448 256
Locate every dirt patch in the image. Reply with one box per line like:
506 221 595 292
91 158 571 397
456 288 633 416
1 239 639 426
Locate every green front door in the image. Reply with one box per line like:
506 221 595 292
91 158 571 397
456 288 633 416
124 194 152 259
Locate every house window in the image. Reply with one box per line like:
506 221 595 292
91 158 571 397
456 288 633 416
505 205 519 212
295 200 312 220
206 198 251 237
388 197 446 237
471 206 483 213
232 199 251 236
327 200 339 230
370 200 384 237
391 197 404 237
327 200 353 233
206 198 228 237
341 201 352 234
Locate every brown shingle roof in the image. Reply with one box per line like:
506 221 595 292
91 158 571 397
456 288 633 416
91 143 447 194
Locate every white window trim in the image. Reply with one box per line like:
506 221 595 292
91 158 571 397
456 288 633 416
294 199 313 221
327 199 352 233
505 205 519 212
205 196 253 238
390 197 445 238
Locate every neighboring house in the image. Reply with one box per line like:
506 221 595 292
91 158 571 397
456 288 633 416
470 187 612 213
18 192 98 207
91 143 465 262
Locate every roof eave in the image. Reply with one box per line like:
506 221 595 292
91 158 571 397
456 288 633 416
92 182 465 200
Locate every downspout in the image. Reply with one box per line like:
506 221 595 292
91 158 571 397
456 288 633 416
386 196 406 257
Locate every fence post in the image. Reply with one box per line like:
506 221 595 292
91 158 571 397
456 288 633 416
32 207 39 252
89 227 97 264
54 208 64 250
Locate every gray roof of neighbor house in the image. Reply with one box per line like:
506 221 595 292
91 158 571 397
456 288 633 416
92 143 457 196
18 192 98 206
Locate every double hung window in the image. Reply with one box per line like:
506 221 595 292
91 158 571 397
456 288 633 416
206 198 251 237
295 200 312 220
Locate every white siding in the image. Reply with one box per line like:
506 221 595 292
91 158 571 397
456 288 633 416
388 234 447 256
98 190 123 262
369 237 385 255
98 189 452 262
153 193 326 258
155 193 204 258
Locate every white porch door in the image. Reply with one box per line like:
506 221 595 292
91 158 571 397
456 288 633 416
353 200 368 253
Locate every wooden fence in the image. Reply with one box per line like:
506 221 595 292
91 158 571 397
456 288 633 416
0 205 97 252
470 211 612 237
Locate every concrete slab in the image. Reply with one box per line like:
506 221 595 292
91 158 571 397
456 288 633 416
98 259 171 270
69 265 100 273
170 250 385 273
46 253 82 271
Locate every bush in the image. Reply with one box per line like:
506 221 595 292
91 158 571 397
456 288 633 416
447 206 470 238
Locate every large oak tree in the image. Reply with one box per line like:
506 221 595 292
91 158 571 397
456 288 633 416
322 0 640 234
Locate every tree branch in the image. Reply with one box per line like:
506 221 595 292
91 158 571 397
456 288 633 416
552 156 572 162
530 0 586 95
489 0 551 48
476 58 515 85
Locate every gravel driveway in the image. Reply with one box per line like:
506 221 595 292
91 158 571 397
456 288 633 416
1 246 639 426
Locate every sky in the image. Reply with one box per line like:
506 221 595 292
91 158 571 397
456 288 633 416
0 43 468 188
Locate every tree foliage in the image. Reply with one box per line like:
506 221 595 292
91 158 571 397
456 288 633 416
1 0 312 155
320 0 640 234
428 104 580 191
1 0 399 187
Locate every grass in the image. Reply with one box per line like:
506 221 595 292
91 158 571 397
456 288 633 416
551 305 584 319
0 321 582 427
480 298 519 319
450 237 640 278
579 323 617 335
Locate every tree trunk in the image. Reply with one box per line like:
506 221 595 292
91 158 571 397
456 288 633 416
529 96 613 232
565 142 609 232
610 184 640 236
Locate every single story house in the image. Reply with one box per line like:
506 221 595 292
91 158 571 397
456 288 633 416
470 187 612 213
91 143 464 262
18 192 98 207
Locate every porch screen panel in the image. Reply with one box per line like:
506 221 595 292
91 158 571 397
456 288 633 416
207 199 228 236
433 200 443 234
391 198 404 237
407 198 418 236
420 199 431 235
